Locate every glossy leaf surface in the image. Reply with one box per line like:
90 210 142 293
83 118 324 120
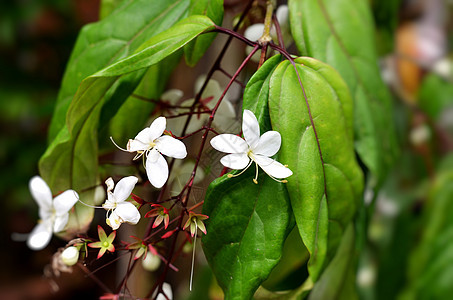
268 57 363 281
202 171 292 300
289 0 398 184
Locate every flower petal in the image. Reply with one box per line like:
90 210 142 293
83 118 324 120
254 154 293 179
134 127 154 144
210 134 248 153
148 116 166 141
253 131 281 157
115 202 140 225
113 176 138 203
242 109 260 149
53 213 69 232
107 211 122 230
220 153 250 169
155 135 187 159
127 138 148 152
146 152 169 188
29 176 52 210
53 190 79 215
27 221 52 250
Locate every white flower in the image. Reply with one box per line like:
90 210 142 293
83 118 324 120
153 282 173 300
103 176 140 230
210 110 292 183
124 117 187 188
27 176 79 250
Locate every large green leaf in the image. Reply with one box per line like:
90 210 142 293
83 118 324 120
49 0 191 141
184 0 224 66
308 224 358 300
203 55 293 299
268 57 363 281
289 0 398 184
39 16 215 232
202 171 293 300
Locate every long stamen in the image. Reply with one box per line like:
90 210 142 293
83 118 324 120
227 159 253 179
110 136 129 152
253 162 259 184
75 192 104 209
189 229 197 292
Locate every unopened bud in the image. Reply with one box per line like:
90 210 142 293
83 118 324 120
142 253 161 272
61 246 79 266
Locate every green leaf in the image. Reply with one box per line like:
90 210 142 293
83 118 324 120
49 0 191 141
289 0 398 184
184 0 224 66
106 51 183 143
419 74 453 120
308 224 358 300
243 55 283 132
402 169 453 299
99 0 123 20
202 171 293 300
39 15 215 232
268 57 363 281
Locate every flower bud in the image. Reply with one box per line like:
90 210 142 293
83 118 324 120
142 253 161 271
61 246 79 266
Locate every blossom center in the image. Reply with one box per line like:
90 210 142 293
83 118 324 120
102 241 109 248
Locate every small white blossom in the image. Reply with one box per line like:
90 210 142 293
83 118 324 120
27 176 79 250
124 117 187 188
103 176 140 230
210 110 292 183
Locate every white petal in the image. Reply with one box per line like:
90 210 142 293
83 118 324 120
242 110 260 149
156 135 187 159
148 116 166 141
105 177 115 192
156 283 173 300
27 221 52 250
220 153 250 169
210 134 248 153
133 127 154 145
146 153 169 188
53 190 79 215
127 138 148 152
161 89 183 105
253 131 281 157
254 154 293 179
147 147 160 163
53 213 69 232
115 202 140 225
276 5 289 26
113 176 138 203
107 210 122 230
217 98 236 118
244 23 265 41
29 176 52 210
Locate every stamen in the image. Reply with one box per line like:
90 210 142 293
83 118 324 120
189 225 197 292
77 197 103 208
253 162 259 184
110 136 129 152
226 159 253 178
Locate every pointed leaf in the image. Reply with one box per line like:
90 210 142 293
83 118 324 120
268 57 363 281
49 0 191 141
39 16 216 234
202 170 293 300
289 0 398 184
